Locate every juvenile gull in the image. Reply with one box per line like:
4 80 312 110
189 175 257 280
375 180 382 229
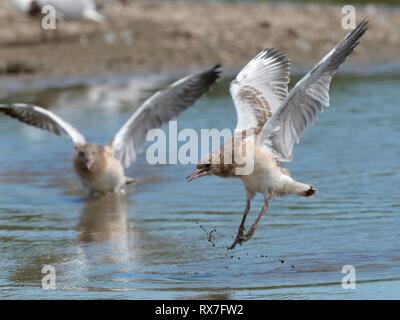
187 21 368 249
0 65 221 194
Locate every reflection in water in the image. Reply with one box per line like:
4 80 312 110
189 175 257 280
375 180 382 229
6 194 137 294
76 193 136 271
78 193 129 244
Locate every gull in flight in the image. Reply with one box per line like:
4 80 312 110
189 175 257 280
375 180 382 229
11 0 106 22
0 65 221 194
187 21 368 250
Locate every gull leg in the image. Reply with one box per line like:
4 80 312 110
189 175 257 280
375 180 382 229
241 200 269 242
228 190 253 250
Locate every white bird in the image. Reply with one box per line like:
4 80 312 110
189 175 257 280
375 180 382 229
187 20 368 249
0 65 221 194
11 0 106 22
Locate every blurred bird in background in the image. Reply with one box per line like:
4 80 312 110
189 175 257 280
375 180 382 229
10 0 128 23
0 65 221 195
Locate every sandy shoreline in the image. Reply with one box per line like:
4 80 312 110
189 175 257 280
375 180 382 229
0 1 399 83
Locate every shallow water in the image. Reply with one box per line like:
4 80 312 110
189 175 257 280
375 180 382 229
0 71 399 299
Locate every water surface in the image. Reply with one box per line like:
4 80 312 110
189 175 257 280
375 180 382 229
0 72 399 299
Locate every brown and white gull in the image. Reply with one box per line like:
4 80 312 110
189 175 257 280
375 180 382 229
0 65 221 194
187 21 368 249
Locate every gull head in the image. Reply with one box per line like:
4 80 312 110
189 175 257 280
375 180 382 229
187 147 238 181
75 144 101 171
186 163 215 182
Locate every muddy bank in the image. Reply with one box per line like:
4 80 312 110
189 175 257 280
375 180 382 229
0 1 399 82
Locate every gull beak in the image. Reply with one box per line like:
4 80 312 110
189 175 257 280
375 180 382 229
84 161 91 170
186 169 209 182
84 159 94 170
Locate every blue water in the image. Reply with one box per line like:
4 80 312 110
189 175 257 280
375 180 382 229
0 72 399 299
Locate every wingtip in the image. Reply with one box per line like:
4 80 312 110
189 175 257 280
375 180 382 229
257 48 290 66
212 64 223 77
339 18 368 54
352 18 369 35
359 18 369 26
357 18 369 32
213 63 222 70
204 64 222 82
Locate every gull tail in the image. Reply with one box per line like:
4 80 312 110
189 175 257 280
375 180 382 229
302 185 317 197
287 180 317 197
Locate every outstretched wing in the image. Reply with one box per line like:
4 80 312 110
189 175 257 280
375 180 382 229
111 65 221 168
260 20 368 161
230 48 290 132
0 103 86 145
